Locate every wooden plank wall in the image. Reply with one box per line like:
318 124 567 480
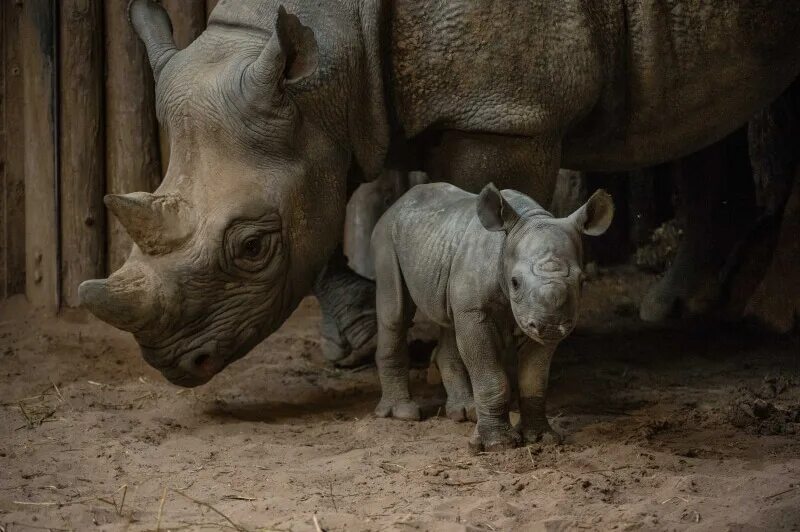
1 0 26 299
59 0 105 307
1 0 215 310
21 0 59 314
105 0 162 272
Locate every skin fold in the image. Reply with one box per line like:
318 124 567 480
372 183 613 451
79 0 800 388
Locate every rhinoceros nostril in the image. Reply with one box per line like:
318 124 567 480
193 353 210 369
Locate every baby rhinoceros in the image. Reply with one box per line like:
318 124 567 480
371 182 613 451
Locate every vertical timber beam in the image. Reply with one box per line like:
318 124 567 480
21 0 59 313
105 0 162 272
206 0 219 19
159 0 206 173
59 0 105 307
2 0 26 298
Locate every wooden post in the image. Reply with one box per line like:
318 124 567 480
59 0 105 307
206 0 219 19
158 0 206 173
21 0 59 313
105 0 162 272
163 0 206 48
1 0 27 298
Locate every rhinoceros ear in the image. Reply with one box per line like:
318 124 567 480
128 0 178 84
477 183 520 233
274 5 319 85
569 189 614 236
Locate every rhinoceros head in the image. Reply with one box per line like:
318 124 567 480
80 0 388 386
477 185 614 344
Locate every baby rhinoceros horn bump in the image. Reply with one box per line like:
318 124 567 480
538 283 567 310
105 192 194 255
533 257 569 278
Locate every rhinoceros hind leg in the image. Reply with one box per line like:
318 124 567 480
742 176 800 333
432 328 476 422
641 130 756 322
314 248 378 367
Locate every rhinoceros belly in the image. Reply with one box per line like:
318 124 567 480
562 0 800 171
391 0 800 172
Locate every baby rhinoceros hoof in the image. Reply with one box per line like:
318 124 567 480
445 398 477 423
468 424 522 453
521 423 564 445
374 398 421 421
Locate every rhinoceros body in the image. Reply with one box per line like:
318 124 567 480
80 0 800 385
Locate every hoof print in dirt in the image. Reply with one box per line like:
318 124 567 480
728 381 800 435
374 398 422 421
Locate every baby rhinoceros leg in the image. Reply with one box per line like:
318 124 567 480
517 341 562 444
434 328 477 422
454 312 521 452
373 229 421 421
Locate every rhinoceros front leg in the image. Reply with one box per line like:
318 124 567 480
434 327 476 422
313 247 378 367
454 311 520 452
517 340 562 444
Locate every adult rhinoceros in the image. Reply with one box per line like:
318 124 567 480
80 0 800 387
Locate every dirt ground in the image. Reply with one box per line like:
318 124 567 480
1 268 799 531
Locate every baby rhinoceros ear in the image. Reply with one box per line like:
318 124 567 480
477 183 521 233
569 189 614 236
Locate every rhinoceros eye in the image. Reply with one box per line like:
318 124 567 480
242 236 262 258
223 215 282 275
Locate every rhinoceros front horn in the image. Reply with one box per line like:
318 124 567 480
105 192 193 255
79 266 163 333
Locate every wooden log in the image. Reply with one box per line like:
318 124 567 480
21 0 59 313
105 0 162 272
59 0 105 307
206 0 219 19
1 0 27 298
159 0 206 173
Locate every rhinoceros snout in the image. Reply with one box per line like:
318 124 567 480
142 341 221 388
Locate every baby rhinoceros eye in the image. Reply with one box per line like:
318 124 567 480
511 277 520 290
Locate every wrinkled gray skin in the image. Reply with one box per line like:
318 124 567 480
372 183 613 450
80 0 800 387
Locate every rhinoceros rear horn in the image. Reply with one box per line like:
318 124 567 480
243 5 319 98
105 192 194 255
129 0 178 83
79 266 163 333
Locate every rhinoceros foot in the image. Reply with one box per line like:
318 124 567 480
468 422 521 453
446 398 477 423
374 397 421 421
640 252 719 322
520 422 563 446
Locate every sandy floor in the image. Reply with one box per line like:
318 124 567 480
1 268 799 531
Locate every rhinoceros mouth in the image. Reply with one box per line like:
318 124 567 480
160 367 213 388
